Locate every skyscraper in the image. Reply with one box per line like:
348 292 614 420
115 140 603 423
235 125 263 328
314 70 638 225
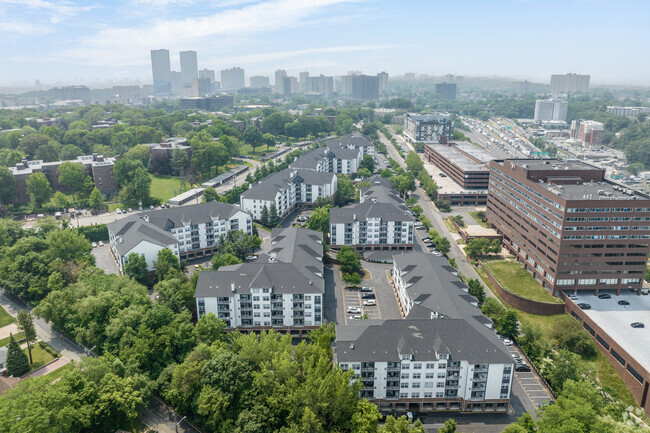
220 67 245 90
341 74 379 100
534 99 568 122
435 82 457 100
299 71 309 90
275 69 287 93
180 51 198 86
151 49 171 96
377 71 389 93
305 75 333 98
550 73 590 94
199 68 215 82
250 76 270 88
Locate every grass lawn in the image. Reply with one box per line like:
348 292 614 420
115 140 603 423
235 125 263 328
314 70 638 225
25 345 58 371
469 211 491 228
45 361 74 383
239 143 278 157
444 218 458 234
0 306 15 327
0 331 25 348
150 174 189 202
485 260 562 303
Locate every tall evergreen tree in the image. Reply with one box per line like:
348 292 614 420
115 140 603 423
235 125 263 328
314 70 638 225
6 334 29 377
260 204 269 226
16 311 36 365
268 203 279 227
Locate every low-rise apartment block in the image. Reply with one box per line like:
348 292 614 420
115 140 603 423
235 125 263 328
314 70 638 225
195 227 324 334
335 252 513 413
403 113 454 144
107 201 252 271
487 159 650 296
329 176 414 251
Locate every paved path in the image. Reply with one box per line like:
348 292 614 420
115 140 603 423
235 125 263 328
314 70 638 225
0 323 19 340
22 356 71 379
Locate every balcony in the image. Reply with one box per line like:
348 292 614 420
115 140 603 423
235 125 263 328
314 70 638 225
474 366 489 373
472 383 486 391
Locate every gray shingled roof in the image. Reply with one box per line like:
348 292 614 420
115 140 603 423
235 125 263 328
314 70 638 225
360 175 405 206
336 319 513 364
107 216 178 256
329 201 414 224
325 132 374 149
241 168 335 201
141 201 244 231
270 227 324 290
289 147 327 170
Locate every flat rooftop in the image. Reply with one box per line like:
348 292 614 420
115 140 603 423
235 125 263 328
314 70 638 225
453 141 494 164
424 162 487 195
539 180 650 201
571 291 650 373
508 158 598 172
428 144 488 172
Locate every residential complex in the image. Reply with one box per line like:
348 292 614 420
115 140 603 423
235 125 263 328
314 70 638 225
606 106 650 118
249 75 270 88
329 175 414 251
220 67 245 90
335 252 513 412
107 201 252 271
9 153 117 204
179 95 234 111
305 75 334 98
550 73 590 94
534 99 568 122
195 227 324 334
50 85 90 100
486 159 650 296
435 82 457 100
403 113 454 144
570 120 604 148
339 74 380 100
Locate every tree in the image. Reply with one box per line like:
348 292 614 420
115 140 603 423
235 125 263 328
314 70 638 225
16 311 37 365
627 162 644 175
26 172 52 209
202 187 220 203
519 321 550 361
44 228 92 263
436 237 451 255
113 158 144 187
260 204 269 226
497 310 519 338
391 174 416 197
467 278 485 306
170 147 190 176
360 154 375 172
307 206 330 238
194 313 227 345
124 252 148 284
551 317 597 357
119 167 152 206
153 248 180 280
211 253 242 270
268 203 280 227
191 139 229 178
546 350 590 392
343 272 362 285
59 144 84 161
357 168 372 178
335 114 354 135
405 151 424 176
88 187 104 211
262 112 290 136
243 126 263 154
379 416 426 433
350 399 381 433
481 297 506 321
6 334 29 377
124 144 151 167
338 246 362 276
335 175 355 206
52 191 70 210
262 133 276 151
0 166 16 205
464 237 494 259
438 419 457 433
435 199 451 212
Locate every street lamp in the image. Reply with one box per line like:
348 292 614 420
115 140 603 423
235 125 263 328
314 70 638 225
173 415 187 433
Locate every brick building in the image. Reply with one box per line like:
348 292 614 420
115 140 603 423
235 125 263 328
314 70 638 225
487 159 650 296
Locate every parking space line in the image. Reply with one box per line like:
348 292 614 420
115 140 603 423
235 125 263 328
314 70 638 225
514 373 537 410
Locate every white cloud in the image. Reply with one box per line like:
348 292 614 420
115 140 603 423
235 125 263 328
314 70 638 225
0 0 97 23
59 0 359 67
0 20 54 35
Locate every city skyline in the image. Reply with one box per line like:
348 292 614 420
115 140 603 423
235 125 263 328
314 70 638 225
1 0 650 88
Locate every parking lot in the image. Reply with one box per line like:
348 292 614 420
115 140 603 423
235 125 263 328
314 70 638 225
506 345 554 411
91 244 119 275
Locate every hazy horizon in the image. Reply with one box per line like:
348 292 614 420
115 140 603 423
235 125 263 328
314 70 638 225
1 0 649 88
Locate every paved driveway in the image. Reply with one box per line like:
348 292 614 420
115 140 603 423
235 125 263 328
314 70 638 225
506 345 554 413
92 245 119 275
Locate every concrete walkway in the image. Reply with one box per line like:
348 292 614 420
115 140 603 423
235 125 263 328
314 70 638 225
0 323 19 340
22 356 71 379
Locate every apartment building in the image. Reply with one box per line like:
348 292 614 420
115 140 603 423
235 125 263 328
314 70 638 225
9 153 118 204
486 159 650 296
570 120 604 148
403 113 454 144
240 168 337 221
550 73 590 94
107 201 252 271
329 176 414 251
179 95 234 111
195 227 324 334
534 99 568 122
335 252 513 412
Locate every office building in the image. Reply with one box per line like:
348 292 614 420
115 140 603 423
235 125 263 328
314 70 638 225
336 252 513 412
550 73 590 94
250 75 270 88
435 82 457 100
305 75 334 98
151 49 172 96
180 95 234 111
191 78 211 97
281 76 298 97
329 175 414 251
534 99 568 122
107 201 252 271
275 69 287 93
377 71 389 93
179 50 198 86
199 68 215 82
220 67 245 90
403 113 454 144
50 86 90 100
570 120 604 148
424 141 492 190
112 85 143 104
486 159 650 296
195 227 324 334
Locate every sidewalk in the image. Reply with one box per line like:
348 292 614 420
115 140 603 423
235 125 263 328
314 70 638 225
22 356 71 379
0 323 19 340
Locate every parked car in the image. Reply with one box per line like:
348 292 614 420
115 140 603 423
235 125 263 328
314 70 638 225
245 255 257 261
116 208 122 214
362 293 376 299
577 303 591 310
128 208 133 213
347 307 361 314
98 241 104 246
363 300 377 306
631 322 645 328
503 339 513 346
598 293 611 299
515 363 531 372
568 294 578 301
361 286 373 292
618 300 630 306
91 242 98 248
348 315 362 320
149 205 154 210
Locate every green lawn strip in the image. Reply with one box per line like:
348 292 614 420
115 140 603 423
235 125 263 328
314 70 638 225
0 306 15 327
239 143 278 157
25 344 58 372
469 211 491 228
485 260 561 303
45 362 75 383
0 331 25 348
476 265 640 410
150 174 188 202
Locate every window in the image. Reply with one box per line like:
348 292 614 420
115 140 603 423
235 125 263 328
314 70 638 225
400 383 409 389
425 373 434 379
437 373 445 379
424 392 433 398
425 382 433 388
401 373 409 379
412 373 421 379
437 382 445 388
413 363 422 369
426 363 435 369
436 392 444 398
402 364 410 370
400 393 408 398
412 383 420 388
411 392 420 398
438 363 446 369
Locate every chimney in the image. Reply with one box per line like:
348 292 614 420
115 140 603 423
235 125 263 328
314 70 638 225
92 152 97 161
231 283 236 293
350 343 355 350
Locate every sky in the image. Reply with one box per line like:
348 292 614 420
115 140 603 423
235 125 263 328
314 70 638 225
1 0 649 88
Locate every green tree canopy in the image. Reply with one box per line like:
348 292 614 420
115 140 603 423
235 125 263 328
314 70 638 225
0 166 16 205
26 172 53 209
6 334 29 377
124 252 148 285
